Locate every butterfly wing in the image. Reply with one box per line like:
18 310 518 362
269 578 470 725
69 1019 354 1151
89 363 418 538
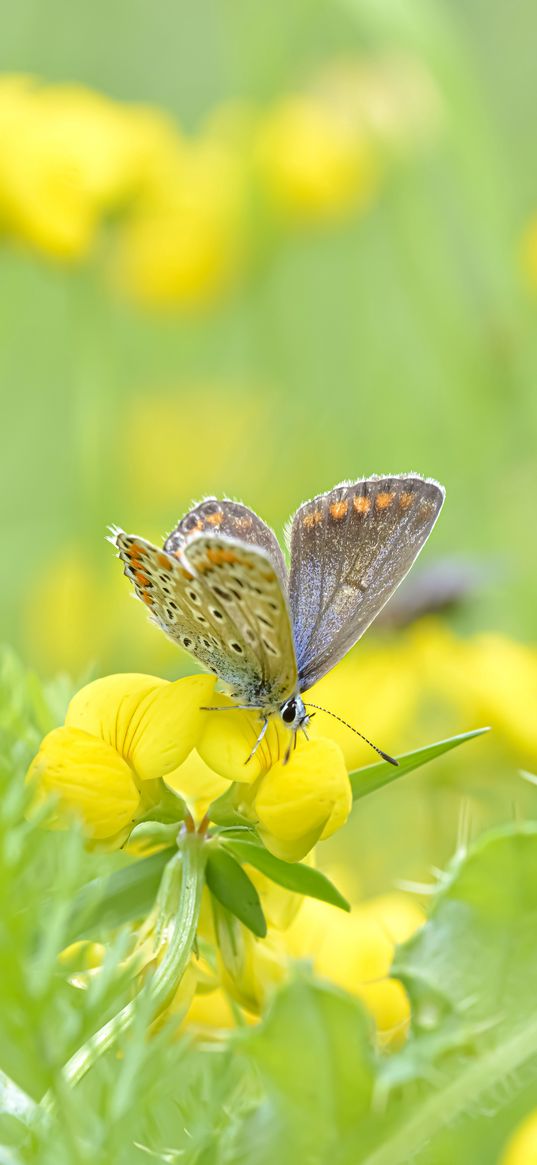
183 534 297 708
287 475 445 691
113 528 296 709
164 498 287 586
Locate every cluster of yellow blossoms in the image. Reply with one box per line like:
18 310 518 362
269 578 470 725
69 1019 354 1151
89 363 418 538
26 654 427 1049
27 670 352 861
0 60 439 309
26 612 537 1053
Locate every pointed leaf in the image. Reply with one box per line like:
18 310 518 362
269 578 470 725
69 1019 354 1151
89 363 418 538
208 784 250 827
206 846 267 937
350 726 490 801
225 838 350 912
65 847 175 942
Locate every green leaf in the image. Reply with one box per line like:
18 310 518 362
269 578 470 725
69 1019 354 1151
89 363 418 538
350 726 490 801
208 783 251 827
236 976 375 1164
206 846 267 937
224 838 350 912
65 848 175 943
361 824 537 1165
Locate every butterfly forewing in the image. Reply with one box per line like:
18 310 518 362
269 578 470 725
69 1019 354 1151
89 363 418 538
114 528 297 709
114 530 266 692
288 475 445 691
164 498 287 586
183 534 297 708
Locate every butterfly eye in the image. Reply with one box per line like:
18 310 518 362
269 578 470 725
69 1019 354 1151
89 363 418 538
281 699 297 725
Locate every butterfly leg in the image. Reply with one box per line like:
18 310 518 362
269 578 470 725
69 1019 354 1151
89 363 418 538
245 717 269 765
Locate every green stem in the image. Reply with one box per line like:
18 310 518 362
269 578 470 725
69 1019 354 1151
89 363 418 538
55 832 206 1093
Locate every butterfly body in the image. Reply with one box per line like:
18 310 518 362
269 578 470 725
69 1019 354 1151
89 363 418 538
112 475 445 757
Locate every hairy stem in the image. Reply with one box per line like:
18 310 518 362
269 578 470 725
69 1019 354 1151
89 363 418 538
53 831 206 1094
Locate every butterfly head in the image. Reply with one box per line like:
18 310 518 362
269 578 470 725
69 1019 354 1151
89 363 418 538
279 695 309 733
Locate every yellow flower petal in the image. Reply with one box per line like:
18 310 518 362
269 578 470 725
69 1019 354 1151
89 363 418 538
130 675 216 780
254 737 351 860
255 95 376 223
27 726 140 839
197 692 286 785
66 673 167 743
286 892 424 1047
501 1109 537 1165
66 672 216 781
218 926 288 1014
165 749 229 820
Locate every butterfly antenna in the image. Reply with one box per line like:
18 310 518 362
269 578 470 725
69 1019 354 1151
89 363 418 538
304 703 399 766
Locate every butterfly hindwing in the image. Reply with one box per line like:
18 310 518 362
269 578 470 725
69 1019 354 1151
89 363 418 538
287 475 445 690
183 534 297 708
164 498 287 585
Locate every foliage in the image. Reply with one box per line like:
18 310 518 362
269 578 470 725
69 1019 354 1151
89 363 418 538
2 652 536 1164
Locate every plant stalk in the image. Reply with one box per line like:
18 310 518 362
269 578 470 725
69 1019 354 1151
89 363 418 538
52 831 206 1094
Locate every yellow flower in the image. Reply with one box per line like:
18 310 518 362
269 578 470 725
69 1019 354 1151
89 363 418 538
286 892 424 1047
27 672 215 842
110 133 247 309
501 1109 537 1165
307 641 419 769
408 622 537 765
0 78 163 260
217 924 288 1014
165 749 229 822
195 696 352 860
255 95 376 223
253 738 352 861
183 986 240 1033
522 216 537 290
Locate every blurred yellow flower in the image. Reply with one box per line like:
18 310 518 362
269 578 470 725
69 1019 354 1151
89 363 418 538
119 384 268 513
218 924 288 1015
286 892 424 1047
522 216 537 289
27 671 214 841
111 133 247 308
0 78 167 260
255 95 377 223
307 640 419 769
183 986 241 1033
501 1109 537 1165
407 621 537 766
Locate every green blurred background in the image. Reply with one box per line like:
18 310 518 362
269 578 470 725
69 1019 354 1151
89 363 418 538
2 10 537 1159
2 0 537 683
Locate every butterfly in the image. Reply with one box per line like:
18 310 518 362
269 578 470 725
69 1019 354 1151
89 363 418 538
111 474 445 764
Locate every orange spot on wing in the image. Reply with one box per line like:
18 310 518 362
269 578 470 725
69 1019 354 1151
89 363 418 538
303 509 323 529
128 544 145 562
135 571 150 587
157 553 171 569
329 500 348 520
353 495 371 514
207 547 239 566
399 491 414 510
375 491 396 510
